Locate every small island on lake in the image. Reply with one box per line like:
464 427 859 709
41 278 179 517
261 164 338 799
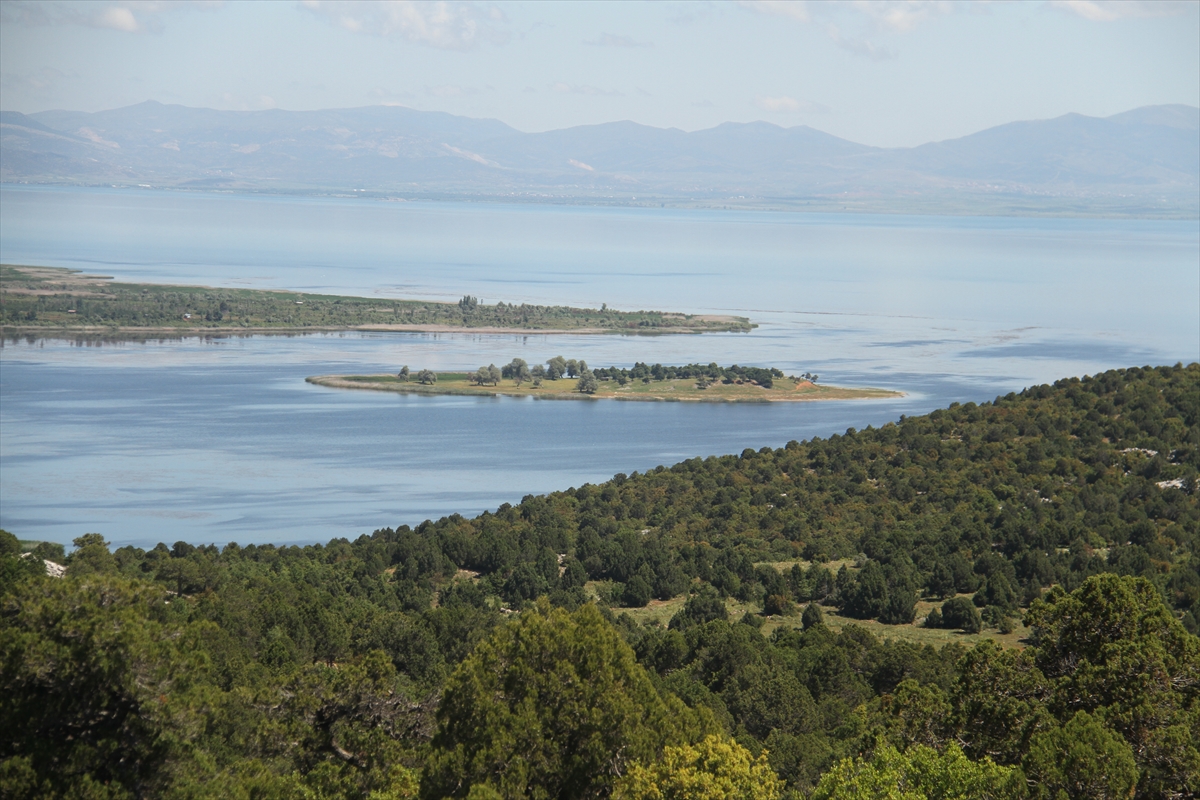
0 265 753 334
308 358 902 403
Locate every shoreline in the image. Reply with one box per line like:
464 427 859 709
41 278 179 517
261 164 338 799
0 264 755 336
1 322 741 337
306 374 904 403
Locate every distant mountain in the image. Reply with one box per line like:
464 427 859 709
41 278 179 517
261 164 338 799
2 101 1196 215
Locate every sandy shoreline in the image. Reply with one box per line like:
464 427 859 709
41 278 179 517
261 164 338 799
306 374 904 403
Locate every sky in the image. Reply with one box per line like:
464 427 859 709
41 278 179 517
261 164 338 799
1 0 1197 148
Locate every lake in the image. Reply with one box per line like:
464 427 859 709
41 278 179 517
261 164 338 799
2 186 1197 548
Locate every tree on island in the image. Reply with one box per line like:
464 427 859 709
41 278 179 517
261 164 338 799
577 369 599 394
397 365 409 382
502 358 531 386
470 365 502 386
417 369 437 385
566 359 579 378
547 356 567 380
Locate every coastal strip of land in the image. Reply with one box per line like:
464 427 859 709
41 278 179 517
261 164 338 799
0 265 754 334
307 372 901 403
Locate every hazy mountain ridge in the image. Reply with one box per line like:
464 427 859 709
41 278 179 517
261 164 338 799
2 101 1196 214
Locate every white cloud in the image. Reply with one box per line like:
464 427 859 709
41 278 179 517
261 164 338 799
300 1 505 50
583 32 652 48
1047 0 1183 22
741 0 955 33
369 87 415 101
568 159 594 171
427 84 478 98
0 67 70 96
740 0 949 60
0 1 222 34
756 95 799 112
97 6 141 31
848 1 953 33
754 95 829 114
827 25 897 61
217 92 281 111
550 83 623 97
738 1 811 23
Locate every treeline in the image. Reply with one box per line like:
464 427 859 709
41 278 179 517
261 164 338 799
419 357 791 392
2 363 1198 798
0 268 753 332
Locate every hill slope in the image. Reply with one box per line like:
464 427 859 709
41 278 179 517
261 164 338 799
3 363 1197 797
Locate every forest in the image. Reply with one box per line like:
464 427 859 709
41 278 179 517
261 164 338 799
2 363 1198 799
0 267 753 333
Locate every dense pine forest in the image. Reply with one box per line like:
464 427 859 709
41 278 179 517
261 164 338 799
2 363 1198 799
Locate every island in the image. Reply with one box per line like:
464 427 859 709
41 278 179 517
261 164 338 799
308 358 901 402
0 265 754 334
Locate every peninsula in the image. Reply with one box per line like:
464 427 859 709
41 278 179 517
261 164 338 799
308 358 901 403
0 265 753 334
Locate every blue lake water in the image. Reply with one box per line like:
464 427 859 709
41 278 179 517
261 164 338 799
2 186 1197 548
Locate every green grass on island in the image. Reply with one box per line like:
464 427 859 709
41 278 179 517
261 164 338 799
307 360 901 403
0 264 753 334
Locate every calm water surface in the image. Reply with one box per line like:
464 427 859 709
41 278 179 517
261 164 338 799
2 187 1196 548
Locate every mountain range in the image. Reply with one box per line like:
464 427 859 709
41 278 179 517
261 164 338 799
2 101 1197 215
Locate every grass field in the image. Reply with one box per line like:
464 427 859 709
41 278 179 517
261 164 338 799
603 589 1029 650
307 373 901 403
592 557 1029 650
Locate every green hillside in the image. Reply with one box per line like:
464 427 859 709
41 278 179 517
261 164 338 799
2 364 1197 798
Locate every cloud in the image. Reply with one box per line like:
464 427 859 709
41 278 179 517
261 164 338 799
300 0 506 50
739 0 949 59
427 84 481 98
754 95 829 114
217 92 281 111
0 67 70 96
738 0 811 22
550 82 623 97
740 0 955 33
583 32 652 47
0 1 222 34
369 87 415 102
1047 0 1184 21
847 0 953 33
98 6 141 31
827 24 897 60
568 159 594 172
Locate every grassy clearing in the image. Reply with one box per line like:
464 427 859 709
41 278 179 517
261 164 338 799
596 569 1029 650
608 593 1029 650
308 373 901 403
